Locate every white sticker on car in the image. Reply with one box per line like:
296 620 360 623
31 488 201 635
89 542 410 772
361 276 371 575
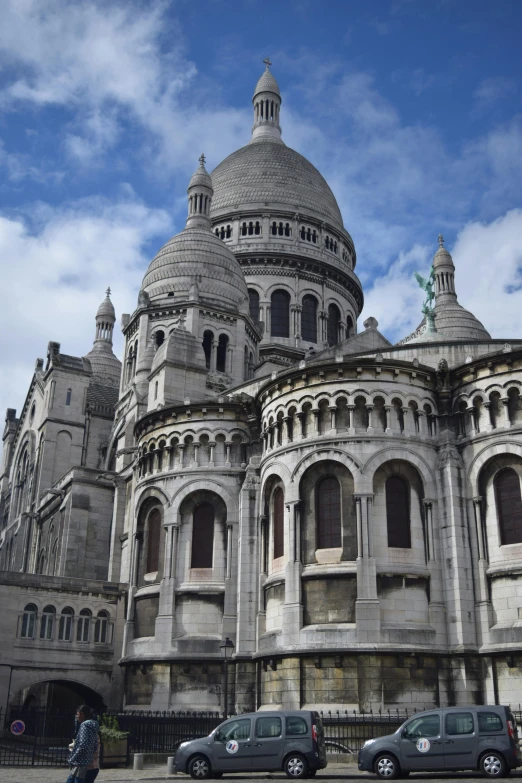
226 740 239 754
416 738 430 753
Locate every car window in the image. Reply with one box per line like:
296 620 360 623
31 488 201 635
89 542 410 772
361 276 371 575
446 712 474 735
256 717 282 738
286 717 308 736
478 712 503 732
217 719 251 741
405 714 440 738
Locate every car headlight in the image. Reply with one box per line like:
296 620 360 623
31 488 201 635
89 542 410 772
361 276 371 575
362 739 376 748
179 742 190 749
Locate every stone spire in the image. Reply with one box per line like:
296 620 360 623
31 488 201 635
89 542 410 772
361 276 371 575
85 288 121 384
251 58 282 143
94 287 116 346
186 154 214 229
433 234 457 303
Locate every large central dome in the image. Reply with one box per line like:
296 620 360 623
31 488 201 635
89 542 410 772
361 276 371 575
210 140 344 229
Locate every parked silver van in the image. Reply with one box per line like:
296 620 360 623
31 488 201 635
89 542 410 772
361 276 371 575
174 710 326 779
358 705 520 778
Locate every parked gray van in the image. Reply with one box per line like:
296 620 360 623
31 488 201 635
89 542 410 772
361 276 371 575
174 710 326 779
358 705 520 778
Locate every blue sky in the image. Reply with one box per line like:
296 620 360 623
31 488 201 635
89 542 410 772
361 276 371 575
1 0 522 415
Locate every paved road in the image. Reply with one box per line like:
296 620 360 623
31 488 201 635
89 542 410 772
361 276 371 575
3 765 522 783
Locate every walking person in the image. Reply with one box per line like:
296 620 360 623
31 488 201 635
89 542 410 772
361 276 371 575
85 729 101 783
66 705 99 783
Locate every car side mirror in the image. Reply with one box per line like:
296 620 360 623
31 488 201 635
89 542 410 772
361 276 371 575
402 729 410 739
215 733 223 742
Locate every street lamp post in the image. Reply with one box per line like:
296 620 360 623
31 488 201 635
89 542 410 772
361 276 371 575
219 637 235 718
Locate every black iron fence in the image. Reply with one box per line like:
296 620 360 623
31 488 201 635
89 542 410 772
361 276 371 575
3 706 522 766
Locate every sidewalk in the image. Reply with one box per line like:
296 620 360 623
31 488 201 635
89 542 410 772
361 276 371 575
0 762 357 783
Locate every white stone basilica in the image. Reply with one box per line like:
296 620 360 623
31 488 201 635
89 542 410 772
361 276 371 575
2 63 522 715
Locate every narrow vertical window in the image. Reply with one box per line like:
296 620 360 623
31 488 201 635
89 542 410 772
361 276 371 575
58 607 74 641
146 508 161 573
94 611 109 644
271 290 290 338
327 304 340 347
40 605 55 640
21 604 37 639
273 487 284 559
191 503 214 568
386 476 411 548
248 289 260 321
301 295 318 343
202 330 213 370
316 477 341 549
77 609 91 643
65 389 72 406
216 334 229 372
495 468 522 545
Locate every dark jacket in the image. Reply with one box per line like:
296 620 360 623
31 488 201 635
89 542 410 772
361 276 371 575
69 719 100 767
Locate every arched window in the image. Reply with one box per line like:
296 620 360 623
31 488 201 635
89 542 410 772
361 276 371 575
301 295 318 343
66 389 72 406
316 477 341 549
146 508 161 574
191 503 214 568
327 304 340 347
155 330 165 348
273 487 284 559
216 334 229 373
346 315 355 338
40 605 55 640
386 476 411 548
21 604 37 639
495 468 522 545
272 222 277 236
77 609 91 643
202 330 213 370
58 607 74 642
271 290 290 338
94 611 109 644
248 289 260 322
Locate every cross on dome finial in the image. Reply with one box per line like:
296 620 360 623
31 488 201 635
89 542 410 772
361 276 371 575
106 286 111 297
199 153 206 167
438 234 444 247
263 57 272 70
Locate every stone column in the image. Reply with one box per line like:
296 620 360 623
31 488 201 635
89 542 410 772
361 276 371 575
282 416 292 445
402 406 409 434
468 406 477 437
296 412 305 439
366 404 374 434
225 442 232 467
484 402 493 433
166 446 174 470
209 441 215 466
423 500 435 562
282 500 303 658
417 410 425 436
501 397 511 427
312 408 320 436
384 406 392 434
470 496 492 646
347 404 355 435
177 444 185 468
329 405 337 433
355 494 379 642
473 497 486 561
193 443 199 467
226 524 233 579
212 340 218 370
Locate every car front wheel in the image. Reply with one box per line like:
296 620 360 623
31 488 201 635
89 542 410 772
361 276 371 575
374 753 400 780
284 753 309 779
479 752 507 778
188 755 212 780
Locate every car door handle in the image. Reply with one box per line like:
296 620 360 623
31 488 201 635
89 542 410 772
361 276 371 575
254 743 262 747
444 740 454 744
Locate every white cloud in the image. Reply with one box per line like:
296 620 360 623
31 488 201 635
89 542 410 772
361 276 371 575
473 77 516 112
361 210 522 343
0 193 172 415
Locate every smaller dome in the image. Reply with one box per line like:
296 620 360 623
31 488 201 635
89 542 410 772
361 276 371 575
96 289 115 320
188 154 213 191
253 67 281 99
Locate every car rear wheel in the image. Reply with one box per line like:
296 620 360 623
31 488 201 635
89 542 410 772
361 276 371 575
374 753 400 780
188 755 212 779
284 753 309 778
480 751 507 777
